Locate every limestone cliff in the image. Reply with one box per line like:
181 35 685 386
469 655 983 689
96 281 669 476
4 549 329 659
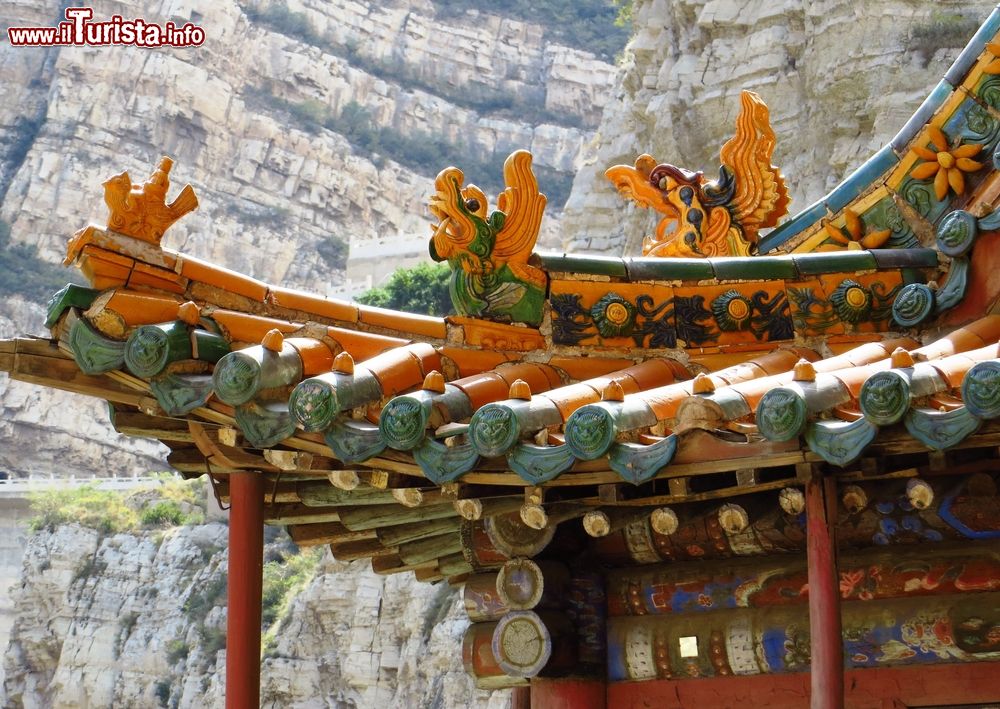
562 0 999 254
0 0 611 294
3 523 507 709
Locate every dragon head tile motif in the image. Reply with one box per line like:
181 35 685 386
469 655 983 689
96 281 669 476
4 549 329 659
428 149 547 325
607 90 790 258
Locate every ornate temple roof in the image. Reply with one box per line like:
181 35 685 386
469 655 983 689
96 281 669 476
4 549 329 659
3 11 1000 674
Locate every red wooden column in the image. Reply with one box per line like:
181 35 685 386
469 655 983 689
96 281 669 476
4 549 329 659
805 472 843 709
530 678 606 709
226 471 264 709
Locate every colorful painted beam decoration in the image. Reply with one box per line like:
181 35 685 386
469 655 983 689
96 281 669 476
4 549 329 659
6 6 1000 708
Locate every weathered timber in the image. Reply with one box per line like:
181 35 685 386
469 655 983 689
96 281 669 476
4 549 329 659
217 479 299 504
287 522 375 547
463 572 507 622
413 566 444 583
111 411 195 442
484 511 556 559
329 538 396 561
492 610 577 679
496 559 570 611
455 496 524 520
391 487 455 508
337 502 458 532
440 552 475 577
262 503 340 526
370 554 438 576
298 482 417 507
463 621 529 689
398 531 464 566
582 508 652 538
376 516 463 547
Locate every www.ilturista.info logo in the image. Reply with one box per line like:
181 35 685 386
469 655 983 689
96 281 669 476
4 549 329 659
7 7 205 47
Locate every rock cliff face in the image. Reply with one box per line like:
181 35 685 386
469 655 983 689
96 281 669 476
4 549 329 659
0 299 166 479
3 524 506 709
561 0 999 254
0 0 611 293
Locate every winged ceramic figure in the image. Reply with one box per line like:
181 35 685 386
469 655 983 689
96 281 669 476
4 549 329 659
103 156 198 244
606 90 790 258
428 149 547 325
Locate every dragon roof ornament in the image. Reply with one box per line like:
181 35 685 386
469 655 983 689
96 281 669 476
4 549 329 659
606 90 790 258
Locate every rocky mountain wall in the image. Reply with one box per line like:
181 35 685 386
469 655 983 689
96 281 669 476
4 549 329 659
3 524 506 709
561 0 999 254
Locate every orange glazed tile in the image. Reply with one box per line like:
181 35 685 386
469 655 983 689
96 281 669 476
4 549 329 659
585 360 680 400
928 351 987 389
268 286 359 324
916 328 985 360
640 384 690 421
287 338 336 376
126 261 187 295
449 316 545 352
962 315 1000 345
452 372 511 410
178 254 269 302
546 383 603 420
438 347 517 377
95 290 183 326
831 363 889 399
327 326 408 362
362 344 442 396
833 338 918 368
547 356 635 381
78 246 134 289
211 310 300 343
494 363 562 395
358 304 447 340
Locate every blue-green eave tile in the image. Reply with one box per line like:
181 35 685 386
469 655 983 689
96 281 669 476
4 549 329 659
538 253 627 278
45 284 101 328
608 435 677 485
624 257 715 282
824 146 899 213
710 256 798 280
325 419 387 464
903 406 981 450
890 80 956 152
944 7 1000 85
235 402 297 449
934 257 970 313
507 443 575 485
68 317 126 374
792 251 878 277
149 373 213 416
758 200 828 254
412 438 479 485
805 418 879 467
869 248 940 269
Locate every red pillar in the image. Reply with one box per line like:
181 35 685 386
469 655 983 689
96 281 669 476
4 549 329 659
805 472 843 709
226 472 264 709
511 686 531 709
530 678 606 709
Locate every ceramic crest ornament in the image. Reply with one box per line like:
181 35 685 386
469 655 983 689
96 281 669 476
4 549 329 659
605 90 790 257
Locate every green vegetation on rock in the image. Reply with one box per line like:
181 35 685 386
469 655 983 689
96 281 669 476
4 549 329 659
430 0 631 62
29 474 206 534
0 219 79 301
356 262 454 316
261 546 323 655
246 87 575 207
